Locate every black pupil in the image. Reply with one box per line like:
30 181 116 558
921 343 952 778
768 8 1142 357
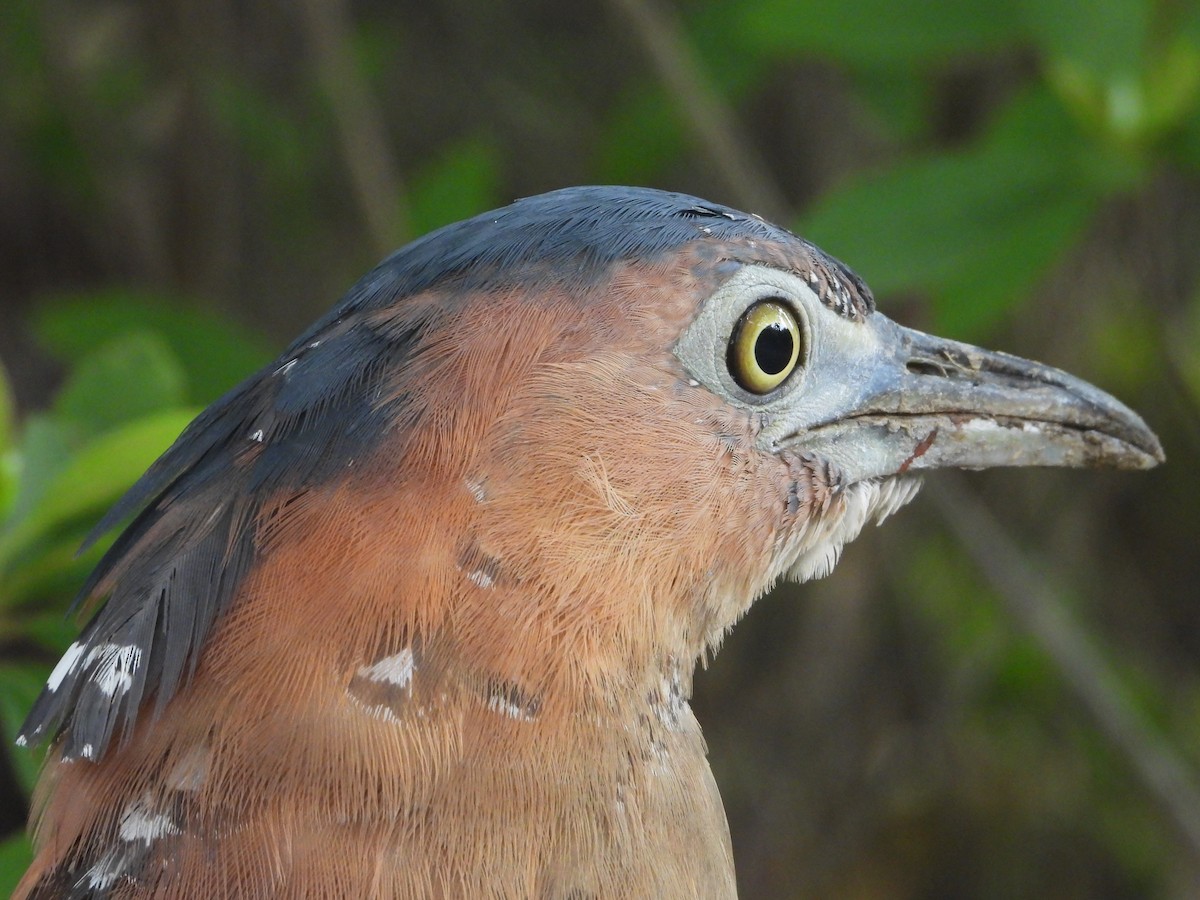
754 323 794 375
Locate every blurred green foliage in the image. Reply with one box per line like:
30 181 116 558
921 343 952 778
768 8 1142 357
1 0 1198 895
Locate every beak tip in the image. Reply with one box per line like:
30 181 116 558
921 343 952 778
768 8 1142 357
1141 436 1166 469
1101 427 1163 471
1116 413 1164 470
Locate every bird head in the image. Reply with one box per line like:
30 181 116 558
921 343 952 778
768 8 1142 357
21 186 1162 760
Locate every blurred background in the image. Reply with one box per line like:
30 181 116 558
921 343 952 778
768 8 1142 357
1 0 1199 896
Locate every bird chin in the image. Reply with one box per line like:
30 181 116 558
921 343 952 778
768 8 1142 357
781 475 923 584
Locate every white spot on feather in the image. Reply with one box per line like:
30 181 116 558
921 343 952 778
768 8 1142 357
465 477 487 502
45 640 143 700
78 797 180 889
119 796 180 844
467 568 495 589
83 850 127 890
486 693 535 721
356 648 415 689
87 643 143 698
47 641 85 691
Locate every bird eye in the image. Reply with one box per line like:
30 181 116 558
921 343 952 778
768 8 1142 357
727 300 803 394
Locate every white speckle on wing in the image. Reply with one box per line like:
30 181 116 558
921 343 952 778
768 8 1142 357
357 702 402 723
119 797 180 844
80 743 96 760
83 850 127 890
465 477 487 503
14 735 26 748
47 642 86 691
486 694 535 721
467 568 495 589
356 649 415 689
250 428 265 442
87 643 143 698
47 640 140 699
274 358 298 376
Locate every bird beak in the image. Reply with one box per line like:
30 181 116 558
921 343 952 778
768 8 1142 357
793 315 1164 483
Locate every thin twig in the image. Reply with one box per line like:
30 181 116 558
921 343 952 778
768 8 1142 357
606 0 786 221
296 0 410 256
929 473 1200 862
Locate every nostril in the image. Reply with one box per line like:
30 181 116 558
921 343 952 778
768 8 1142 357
906 359 950 377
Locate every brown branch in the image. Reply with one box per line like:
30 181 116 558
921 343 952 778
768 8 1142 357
296 0 410 256
605 0 786 221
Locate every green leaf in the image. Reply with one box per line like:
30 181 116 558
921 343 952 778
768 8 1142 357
688 0 775 95
409 138 502 236
0 449 17 524
0 359 16 519
3 416 76 531
594 0 769 185
798 89 1131 338
851 65 936 142
1174 97 1200 170
22 409 196 542
737 0 1024 66
206 75 334 244
0 408 198 574
1028 2 1200 147
595 88 686 184
1080 300 1152 393
209 76 312 176
0 829 33 900
931 191 1096 336
53 331 186 440
33 292 271 404
1017 0 1147 81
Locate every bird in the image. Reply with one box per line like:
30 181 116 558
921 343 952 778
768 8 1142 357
13 186 1162 898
